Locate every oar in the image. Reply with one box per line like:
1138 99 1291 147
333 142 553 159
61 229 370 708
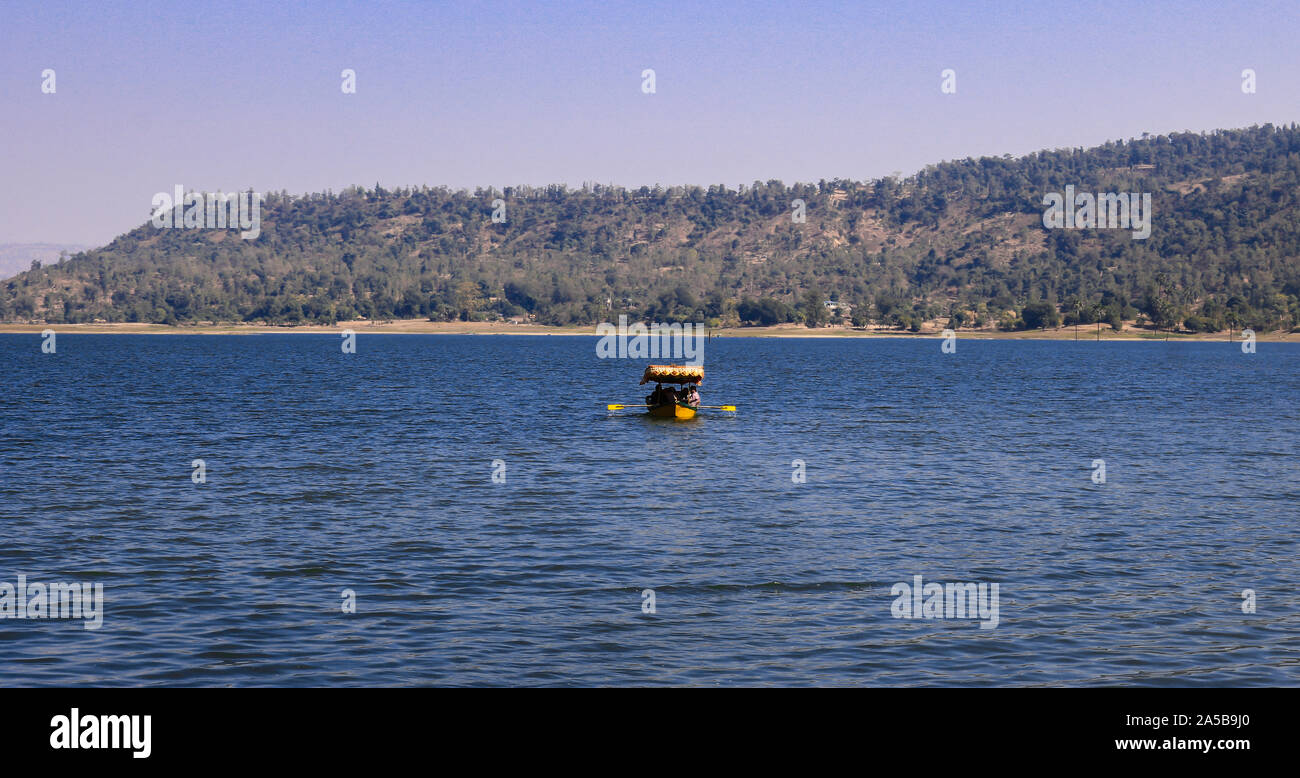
606 403 736 411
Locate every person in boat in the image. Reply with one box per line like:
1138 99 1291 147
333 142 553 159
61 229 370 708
685 385 700 407
646 383 661 408
661 385 678 405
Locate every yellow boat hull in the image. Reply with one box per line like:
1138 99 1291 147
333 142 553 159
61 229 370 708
647 402 697 419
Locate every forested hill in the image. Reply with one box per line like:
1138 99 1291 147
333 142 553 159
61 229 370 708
5 124 1300 332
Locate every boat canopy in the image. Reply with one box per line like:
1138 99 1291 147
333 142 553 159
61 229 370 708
640 364 704 385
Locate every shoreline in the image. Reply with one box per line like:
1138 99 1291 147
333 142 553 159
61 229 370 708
0 320 1296 341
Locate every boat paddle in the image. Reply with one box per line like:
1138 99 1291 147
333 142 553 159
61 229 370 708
607 403 736 411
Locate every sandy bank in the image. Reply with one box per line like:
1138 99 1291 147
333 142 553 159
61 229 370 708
0 320 1295 341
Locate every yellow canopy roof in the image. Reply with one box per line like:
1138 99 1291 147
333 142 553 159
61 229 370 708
640 364 704 385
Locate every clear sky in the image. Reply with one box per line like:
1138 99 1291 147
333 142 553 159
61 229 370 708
2 0 1297 246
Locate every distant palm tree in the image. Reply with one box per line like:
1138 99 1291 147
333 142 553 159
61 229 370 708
1072 298 1085 341
1090 303 1105 341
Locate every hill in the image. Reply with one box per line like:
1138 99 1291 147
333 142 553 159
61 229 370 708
4 124 1299 333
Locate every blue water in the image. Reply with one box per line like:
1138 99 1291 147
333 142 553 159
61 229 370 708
1 334 1297 686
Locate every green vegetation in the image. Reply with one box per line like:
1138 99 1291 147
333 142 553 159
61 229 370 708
4 125 1300 332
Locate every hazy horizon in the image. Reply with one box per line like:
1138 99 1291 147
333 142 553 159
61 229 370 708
4 0 1298 246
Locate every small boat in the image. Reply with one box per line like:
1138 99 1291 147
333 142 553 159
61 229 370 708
606 365 734 418
647 401 697 419
640 364 703 420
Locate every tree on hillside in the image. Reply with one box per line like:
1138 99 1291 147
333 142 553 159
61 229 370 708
800 289 828 328
1022 301 1060 330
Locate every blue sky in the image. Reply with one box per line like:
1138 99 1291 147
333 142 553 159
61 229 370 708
2 0 1298 245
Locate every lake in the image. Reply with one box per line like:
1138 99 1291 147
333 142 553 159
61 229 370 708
1 333 1296 685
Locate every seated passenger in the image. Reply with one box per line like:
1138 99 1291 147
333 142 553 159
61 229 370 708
686 386 700 407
